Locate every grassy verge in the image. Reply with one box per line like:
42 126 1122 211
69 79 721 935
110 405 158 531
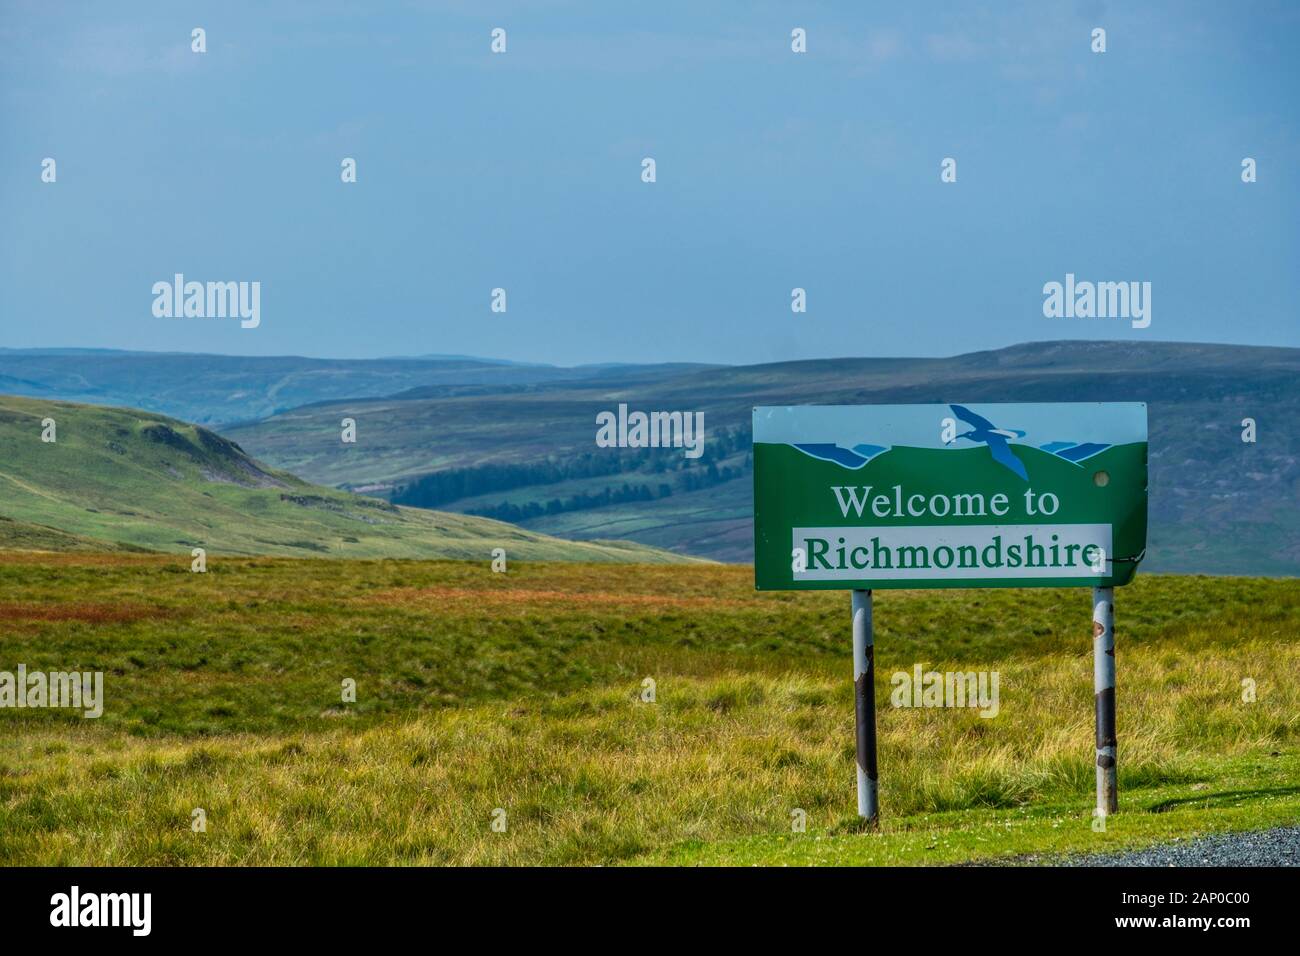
652 751 1300 866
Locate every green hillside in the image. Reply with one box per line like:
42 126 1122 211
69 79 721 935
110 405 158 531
0 395 697 562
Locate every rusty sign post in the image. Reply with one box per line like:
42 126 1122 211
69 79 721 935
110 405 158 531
753 403 1148 823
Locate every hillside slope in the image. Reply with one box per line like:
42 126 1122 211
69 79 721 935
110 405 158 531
0 396 698 562
222 341 1300 574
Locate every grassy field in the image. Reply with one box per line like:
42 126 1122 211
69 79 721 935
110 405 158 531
0 553 1296 865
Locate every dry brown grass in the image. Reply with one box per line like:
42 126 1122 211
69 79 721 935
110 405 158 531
0 601 172 624
365 585 752 610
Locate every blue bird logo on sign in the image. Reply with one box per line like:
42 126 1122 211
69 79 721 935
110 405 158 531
947 404 1029 480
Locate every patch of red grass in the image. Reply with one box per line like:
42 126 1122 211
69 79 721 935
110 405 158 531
364 586 751 611
0 602 171 624
0 552 166 568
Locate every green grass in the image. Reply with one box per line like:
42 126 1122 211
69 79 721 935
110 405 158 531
0 555 1296 865
653 751 1300 866
0 395 694 563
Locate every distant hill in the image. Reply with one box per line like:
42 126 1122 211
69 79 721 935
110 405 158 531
0 396 698 562
219 341 1300 575
0 349 718 426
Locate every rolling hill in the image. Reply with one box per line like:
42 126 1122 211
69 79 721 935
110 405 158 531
218 340 1299 573
0 395 697 562
4 341 1296 574
0 348 716 426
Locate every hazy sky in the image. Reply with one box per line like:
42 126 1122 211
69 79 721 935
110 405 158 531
2 1 1297 365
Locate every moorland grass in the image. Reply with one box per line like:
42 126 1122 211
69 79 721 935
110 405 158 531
0 554 1296 865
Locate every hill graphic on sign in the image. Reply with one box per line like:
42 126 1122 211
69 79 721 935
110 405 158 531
787 439 1119 477
1039 441 1113 463
784 402 1123 481
791 443 887 469
786 438 1122 484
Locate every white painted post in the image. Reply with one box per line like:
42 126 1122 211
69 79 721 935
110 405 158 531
1092 586 1117 816
852 589 879 823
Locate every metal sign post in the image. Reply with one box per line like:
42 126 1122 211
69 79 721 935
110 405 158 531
851 589 879 824
1092 586 1118 816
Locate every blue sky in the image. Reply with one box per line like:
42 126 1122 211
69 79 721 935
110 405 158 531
2 1 1297 365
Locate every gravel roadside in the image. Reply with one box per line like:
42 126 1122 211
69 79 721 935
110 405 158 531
1060 826 1300 866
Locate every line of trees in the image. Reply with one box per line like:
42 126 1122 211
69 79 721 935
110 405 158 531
391 452 631 508
468 457 750 523
391 425 755 521
468 482 669 523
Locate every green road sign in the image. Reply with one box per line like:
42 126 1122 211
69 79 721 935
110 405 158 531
753 402 1148 590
